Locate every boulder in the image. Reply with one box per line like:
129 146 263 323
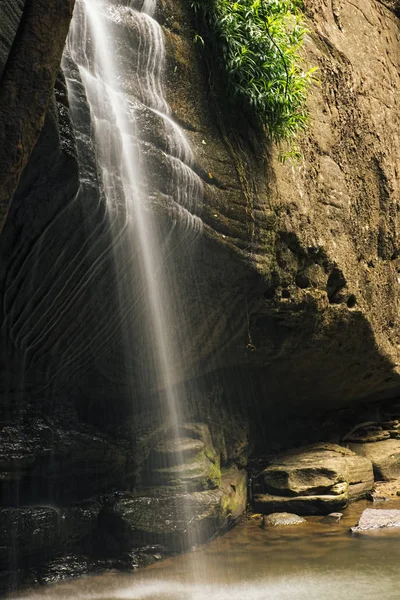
368 480 400 501
97 466 246 552
349 439 400 481
253 443 373 515
351 509 400 533
261 512 305 527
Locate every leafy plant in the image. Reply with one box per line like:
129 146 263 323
190 0 317 147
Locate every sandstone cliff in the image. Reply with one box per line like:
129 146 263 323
0 0 399 589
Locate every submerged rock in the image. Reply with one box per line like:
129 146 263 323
351 509 400 533
322 512 343 524
261 512 306 527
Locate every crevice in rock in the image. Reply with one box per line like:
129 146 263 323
326 268 347 304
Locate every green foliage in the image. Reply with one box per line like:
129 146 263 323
190 0 317 146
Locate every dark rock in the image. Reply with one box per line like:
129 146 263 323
0 1 24 79
342 421 392 443
254 492 348 516
0 502 99 570
0 409 130 504
0 0 76 229
34 554 107 585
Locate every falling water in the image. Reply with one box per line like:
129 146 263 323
65 0 203 436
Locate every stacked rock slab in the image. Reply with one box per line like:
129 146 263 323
344 418 400 483
98 424 247 552
253 443 374 515
349 440 400 481
144 424 221 491
98 467 246 552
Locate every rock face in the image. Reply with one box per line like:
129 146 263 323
351 509 400 533
0 0 399 459
0 0 76 228
0 503 99 572
253 444 374 515
0 0 400 590
155 0 400 449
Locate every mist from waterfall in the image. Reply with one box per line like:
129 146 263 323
65 0 203 438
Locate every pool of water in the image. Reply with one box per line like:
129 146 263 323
10 499 400 600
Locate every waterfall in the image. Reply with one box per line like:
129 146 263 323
65 0 203 433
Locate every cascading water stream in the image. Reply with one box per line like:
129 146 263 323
65 0 203 440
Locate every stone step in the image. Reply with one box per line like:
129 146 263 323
150 456 220 491
151 437 205 466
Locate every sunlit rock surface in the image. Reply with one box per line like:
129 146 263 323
350 439 400 481
351 508 400 532
253 443 374 515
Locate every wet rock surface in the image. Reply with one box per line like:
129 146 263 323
0 404 130 505
322 512 343 523
0 500 102 595
98 465 246 552
261 513 306 527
